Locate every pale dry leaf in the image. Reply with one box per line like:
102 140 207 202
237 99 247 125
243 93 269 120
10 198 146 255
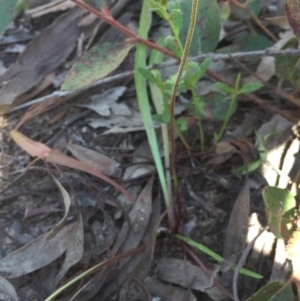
53 213 84 289
221 179 250 286
71 177 154 301
79 86 128 117
68 144 121 177
257 114 293 186
266 16 291 30
157 258 226 301
0 7 95 112
99 197 161 301
123 164 155 180
88 110 160 134
0 223 77 278
26 0 75 18
45 176 71 242
0 276 19 301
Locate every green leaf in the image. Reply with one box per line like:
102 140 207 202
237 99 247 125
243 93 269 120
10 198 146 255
235 160 262 175
262 186 297 240
239 83 263 94
179 0 220 54
245 282 294 301
0 0 18 36
218 34 273 53
138 67 157 84
200 92 235 120
170 9 182 36
153 110 170 123
164 35 182 57
148 0 169 20
275 38 300 80
187 59 211 85
61 42 132 91
218 1 231 20
176 117 189 132
215 82 232 94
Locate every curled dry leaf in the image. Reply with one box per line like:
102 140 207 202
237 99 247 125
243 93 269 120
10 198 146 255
10 130 135 202
45 176 71 241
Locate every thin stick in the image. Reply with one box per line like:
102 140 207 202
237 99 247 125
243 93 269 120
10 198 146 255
232 227 267 301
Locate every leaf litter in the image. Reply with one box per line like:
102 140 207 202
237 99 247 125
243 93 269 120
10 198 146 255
2 0 300 300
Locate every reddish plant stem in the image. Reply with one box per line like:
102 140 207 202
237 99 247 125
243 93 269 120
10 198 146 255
71 0 178 59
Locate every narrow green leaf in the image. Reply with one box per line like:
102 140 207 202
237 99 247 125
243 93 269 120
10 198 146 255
239 83 263 94
61 42 132 91
245 282 294 301
215 82 232 94
138 67 157 84
175 234 263 279
0 0 18 36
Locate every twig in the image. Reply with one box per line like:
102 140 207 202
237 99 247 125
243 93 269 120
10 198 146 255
9 48 300 113
232 226 267 301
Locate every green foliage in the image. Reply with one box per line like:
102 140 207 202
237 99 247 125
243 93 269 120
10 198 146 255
245 282 294 301
175 234 263 279
262 186 297 240
0 0 18 36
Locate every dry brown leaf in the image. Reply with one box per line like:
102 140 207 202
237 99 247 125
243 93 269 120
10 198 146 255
0 7 96 112
221 179 250 286
99 198 161 301
0 177 82 284
71 176 154 301
45 176 71 241
0 222 78 278
209 140 237 165
144 277 196 301
68 144 121 177
157 258 226 301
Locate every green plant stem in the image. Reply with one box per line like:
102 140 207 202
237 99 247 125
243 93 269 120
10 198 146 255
215 94 236 144
169 0 198 231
